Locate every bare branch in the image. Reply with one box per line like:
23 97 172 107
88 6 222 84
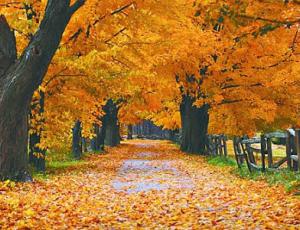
69 0 86 15
221 83 263 90
236 14 300 26
44 68 68 87
105 27 127 44
111 3 134 15
68 28 83 43
291 28 299 52
218 99 243 105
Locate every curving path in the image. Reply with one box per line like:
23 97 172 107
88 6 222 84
0 140 299 229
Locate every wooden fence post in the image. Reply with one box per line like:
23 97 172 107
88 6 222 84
260 134 266 172
223 136 228 157
215 137 218 155
266 137 273 168
207 135 211 155
286 131 292 169
295 129 300 171
218 137 223 156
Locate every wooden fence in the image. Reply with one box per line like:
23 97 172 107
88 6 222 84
206 134 228 157
232 129 300 172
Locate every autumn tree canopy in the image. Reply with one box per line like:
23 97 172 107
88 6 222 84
1 0 300 179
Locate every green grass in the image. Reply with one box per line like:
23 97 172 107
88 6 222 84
91 150 104 155
32 172 49 180
47 160 84 170
46 150 76 162
46 150 87 170
31 152 89 180
32 159 85 180
206 155 300 193
233 166 300 193
31 149 106 181
207 156 237 167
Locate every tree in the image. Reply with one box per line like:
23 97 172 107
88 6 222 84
72 120 82 160
104 99 121 147
0 0 85 181
180 95 209 154
127 125 133 140
192 0 300 136
90 123 105 152
2 0 300 173
154 0 300 153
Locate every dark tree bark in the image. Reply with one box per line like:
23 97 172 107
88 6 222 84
127 125 133 140
29 90 46 172
137 124 143 138
104 99 120 147
180 94 209 154
132 120 169 140
98 125 106 151
0 0 85 181
72 120 82 160
82 138 88 152
90 124 100 151
90 121 105 152
166 129 178 142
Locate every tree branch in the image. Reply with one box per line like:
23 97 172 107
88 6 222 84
44 68 67 87
218 99 243 105
105 27 127 44
69 0 86 15
111 3 134 15
0 15 17 77
1 0 86 104
221 83 263 90
236 14 300 26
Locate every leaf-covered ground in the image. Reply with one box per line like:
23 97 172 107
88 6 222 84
0 140 300 229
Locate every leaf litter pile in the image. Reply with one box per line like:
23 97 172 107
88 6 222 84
0 140 299 229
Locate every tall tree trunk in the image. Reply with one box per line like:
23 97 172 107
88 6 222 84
0 15 30 181
0 106 31 181
180 94 209 154
98 125 106 151
0 0 85 181
29 90 46 172
82 138 88 152
72 120 82 160
91 120 106 152
90 124 100 151
137 123 142 138
127 125 133 140
104 99 120 147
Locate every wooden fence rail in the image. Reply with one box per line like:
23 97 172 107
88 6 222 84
206 134 228 157
232 129 300 172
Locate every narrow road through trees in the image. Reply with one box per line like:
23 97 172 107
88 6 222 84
0 140 299 229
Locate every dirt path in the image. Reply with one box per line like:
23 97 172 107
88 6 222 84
0 140 299 229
